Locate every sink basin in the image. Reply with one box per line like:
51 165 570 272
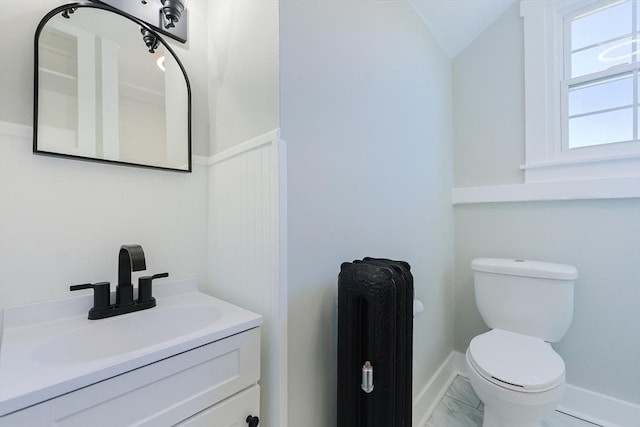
0 277 262 417
32 305 223 364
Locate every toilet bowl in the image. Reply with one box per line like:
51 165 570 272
465 329 566 427
466 258 577 427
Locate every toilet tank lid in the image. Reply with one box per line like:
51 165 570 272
471 258 578 280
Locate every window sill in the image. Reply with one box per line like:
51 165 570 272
452 176 640 205
521 151 640 183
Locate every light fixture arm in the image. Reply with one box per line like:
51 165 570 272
61 7 78 19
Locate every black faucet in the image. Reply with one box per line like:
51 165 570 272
116 244 147 307
70 244 168 320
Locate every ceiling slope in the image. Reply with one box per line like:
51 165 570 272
409 0 518 58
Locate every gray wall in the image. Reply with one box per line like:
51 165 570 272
452 4 640 404
280 1 454 425
452 3 524 187
455 200 640 403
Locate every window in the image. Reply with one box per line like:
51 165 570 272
564 0 638 150
521 0 640 184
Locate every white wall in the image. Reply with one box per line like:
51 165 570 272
0 0 209 338
207 0 280 156
452 4 640 404
1 0 284 422
0 124 208 337
0 0 61 127
280 1 454 425
174 0 211 157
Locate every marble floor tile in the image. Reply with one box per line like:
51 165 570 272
427 395 483 427
426 375 601 427
445 376 482 409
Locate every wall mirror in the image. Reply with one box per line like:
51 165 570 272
34 3 192 172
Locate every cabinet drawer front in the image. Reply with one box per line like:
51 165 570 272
52 327 260 427
176 384 260 427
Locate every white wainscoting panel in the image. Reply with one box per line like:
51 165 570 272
205 131 287 427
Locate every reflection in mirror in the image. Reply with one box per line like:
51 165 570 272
35 4 191 172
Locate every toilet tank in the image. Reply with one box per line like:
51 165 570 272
471 258 577 342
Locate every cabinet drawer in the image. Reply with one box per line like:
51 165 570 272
176 384 260 427
1 327 260 427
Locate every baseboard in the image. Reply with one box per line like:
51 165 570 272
412 351 466 427
558 385 640 427
413 350 640 427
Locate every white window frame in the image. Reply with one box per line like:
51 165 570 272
520 0 640 185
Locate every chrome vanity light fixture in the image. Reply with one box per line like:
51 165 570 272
160 0 187 29
61 7 77 18
141 28 160 53
59 4 162 54
89 0 188 43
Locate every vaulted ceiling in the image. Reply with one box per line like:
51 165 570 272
409 0 519 58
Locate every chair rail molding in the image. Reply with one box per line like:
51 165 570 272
452 177 640 205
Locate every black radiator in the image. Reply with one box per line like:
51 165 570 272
337 257 414 427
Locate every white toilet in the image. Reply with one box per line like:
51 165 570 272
465 258 578 427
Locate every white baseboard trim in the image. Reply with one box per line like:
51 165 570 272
413 350 640 427
558 385 640 427
413 351 466 427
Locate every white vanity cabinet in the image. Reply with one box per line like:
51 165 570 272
1 327 261 427
176 385 260 427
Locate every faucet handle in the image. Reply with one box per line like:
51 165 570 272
70 282 108 291
70 282 111 314
136 272 168 305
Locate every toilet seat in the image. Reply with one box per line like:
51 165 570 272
468 329 565 393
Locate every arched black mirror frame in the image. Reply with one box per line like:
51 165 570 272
33 1 192 173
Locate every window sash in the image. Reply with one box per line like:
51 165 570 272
521 0 640 185
560 0 639 153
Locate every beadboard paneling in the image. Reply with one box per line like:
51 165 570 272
205 134 287 427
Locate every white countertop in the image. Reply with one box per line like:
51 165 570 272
0 278 262 417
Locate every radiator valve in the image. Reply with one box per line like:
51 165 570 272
361 361 374 393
